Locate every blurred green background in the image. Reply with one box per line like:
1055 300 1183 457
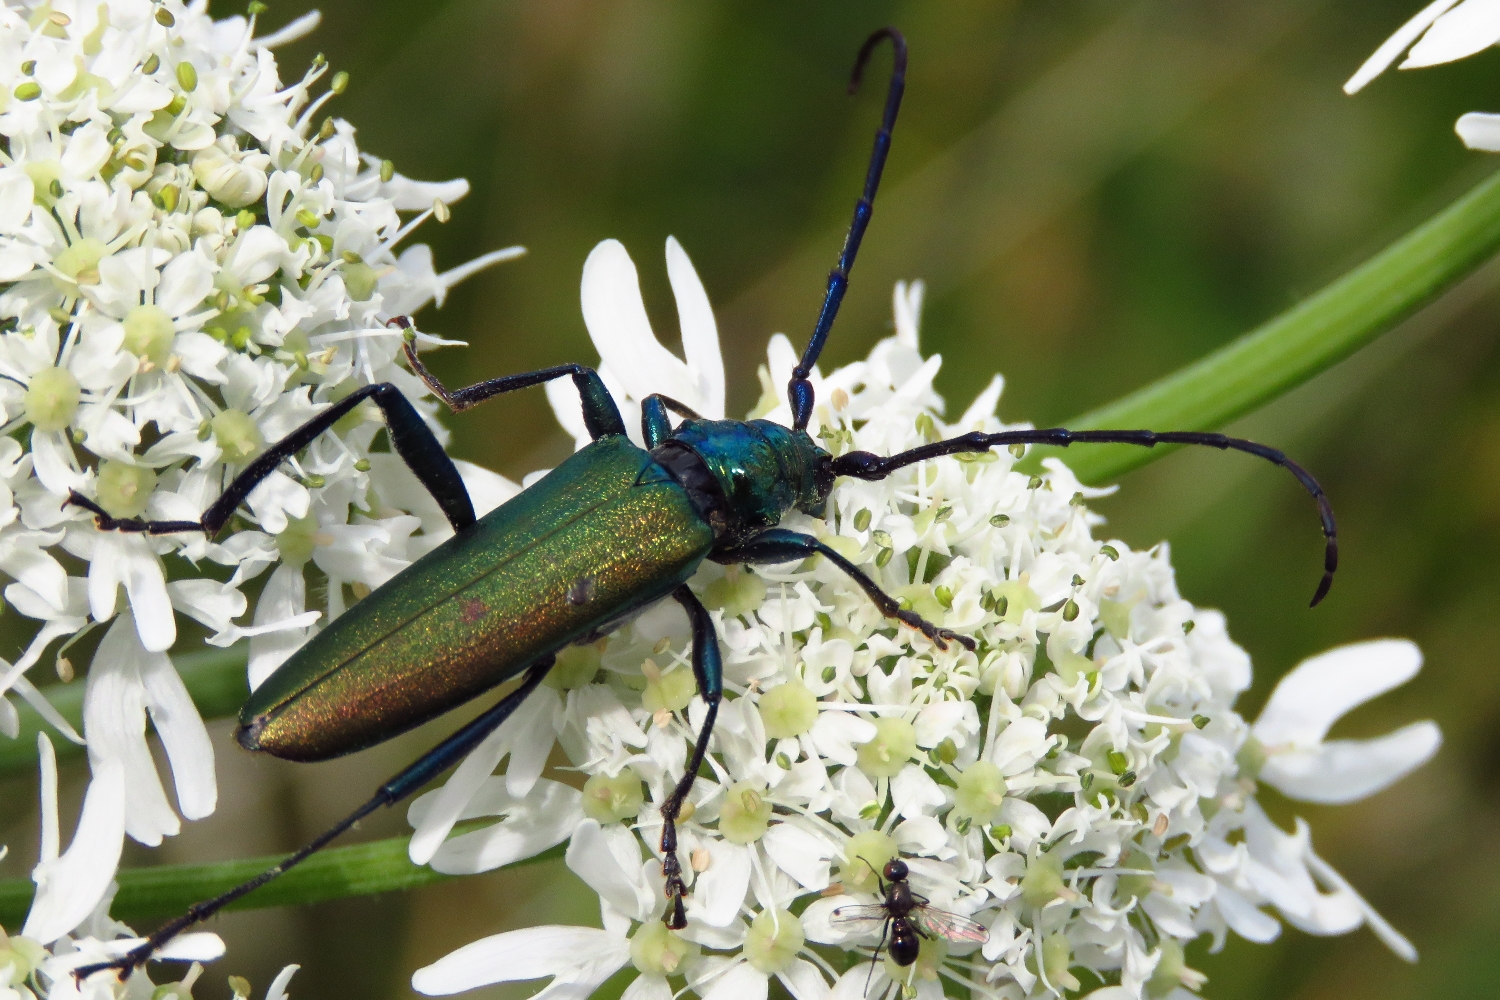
6 0 1500 997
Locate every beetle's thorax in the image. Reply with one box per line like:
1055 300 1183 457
652 418 833 545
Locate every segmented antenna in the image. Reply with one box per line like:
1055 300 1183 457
788 27 907 431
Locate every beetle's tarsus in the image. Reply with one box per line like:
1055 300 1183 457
893 608 975 652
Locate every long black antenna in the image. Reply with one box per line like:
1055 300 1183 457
788 27 907 431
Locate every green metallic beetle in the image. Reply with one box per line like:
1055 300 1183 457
72 28 1337 978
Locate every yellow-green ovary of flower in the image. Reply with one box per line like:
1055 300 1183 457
990 579 1041 624
96 460 157 518
123 304 176 367
857 717 918 778
718 782 772 843
744 909 804 974
342 260 380 302
24 160 61 208
704 565 765 618
275 515 321 566
0 933 45 981
582 769 644 823
1042 934 1081 992
629 921 697 977
952 760 1007 825
1145 939 1201 999
1021 851 1067 908
51 237 108 290
760 678 818 738
839 830 897 893
886 935 947 984
545 643 601 691
1113 849 1157 904
641 662 695 713
211 409 264 462
24 367 80 431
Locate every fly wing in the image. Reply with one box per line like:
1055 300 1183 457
911 905 990 944
830 904 892 934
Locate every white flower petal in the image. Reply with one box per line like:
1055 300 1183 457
776 958 831 1000
566 819 655 921
1404 0 1500 67
1253 640 1421 746
1456 111 1500 149
1260 721 1441 804
700 962 768 1000
415 778 582 875
665 236 724 419
23 756 125 944
1345 0 1464 93
580 240 698 404
687 840 751 927
411 925 628 997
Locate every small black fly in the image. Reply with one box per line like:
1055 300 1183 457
832 858 989 992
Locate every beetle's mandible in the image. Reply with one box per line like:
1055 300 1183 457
72 27 1338 980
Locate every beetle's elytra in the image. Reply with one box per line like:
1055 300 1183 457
73 27 1337 980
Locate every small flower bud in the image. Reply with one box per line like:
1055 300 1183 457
156 7 176 26
330 71 349 94
380 159 395 182
176 61 197 92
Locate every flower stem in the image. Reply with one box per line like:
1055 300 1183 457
1035 168 1500 483
0 832 563 930
0 647 248 777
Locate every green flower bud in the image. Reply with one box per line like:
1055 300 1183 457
952 760 1006 825
176 61 197 92
629 920 697 977
1021 851 1067 908
759 678 818 738
330 71 349 95
581 769 644 823
96 460 157 518
379 159 395 183
744 909 803 975
857 717 917 778
123 304 176 366
13 82 41 102
718 781 772 844
211 409 264 463
839 831 897 893
25 367 80 431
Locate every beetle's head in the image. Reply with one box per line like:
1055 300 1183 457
658 419 833 544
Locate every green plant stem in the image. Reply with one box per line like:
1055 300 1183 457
0 831 562 929
7 170 1500 927
0 646 248 778
1035 168 1500 483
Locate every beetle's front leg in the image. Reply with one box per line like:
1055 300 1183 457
660 584 723 929
716 529 976 652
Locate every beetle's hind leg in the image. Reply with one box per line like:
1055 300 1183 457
717 529 976 652
70 380 479 537
72 660 552 984
659 585 724 929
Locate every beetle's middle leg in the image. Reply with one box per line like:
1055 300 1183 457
74 659 552 983
716 528 976 652
659 584 723 929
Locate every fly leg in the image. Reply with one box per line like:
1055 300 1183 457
73 661 552 982
716 529 976 652
659 585 723 929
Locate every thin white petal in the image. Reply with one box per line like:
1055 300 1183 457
140 646 217 820
253 10 322 48
1405 0 1500 67
153 933 227 962
37 732 59 863
1260 722 1440 804
1303 849 1417 961
265 965 301 1000
701 962 768 1000
566 819 654 921
421 780 582 875
1214 886 1282 944
580 240 697 403
1344 0 1463 93
1456 111 1500 149
411 925 627 996
665 236 724 419
1253 640 1421 746
23 757 125 944
777 959 831 1000
687 840 751 927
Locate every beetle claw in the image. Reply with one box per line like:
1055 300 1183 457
894 609 975 652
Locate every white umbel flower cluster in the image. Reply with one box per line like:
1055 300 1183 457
0 0 521 948
1345 0 1500 150
407 241 1442 1000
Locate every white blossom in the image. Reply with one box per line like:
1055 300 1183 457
412 244 1439 999
1345 0 1500 149
0 0 522 943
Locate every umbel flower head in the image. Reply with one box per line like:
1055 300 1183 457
0 0 522 945
407 240 1442 1000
